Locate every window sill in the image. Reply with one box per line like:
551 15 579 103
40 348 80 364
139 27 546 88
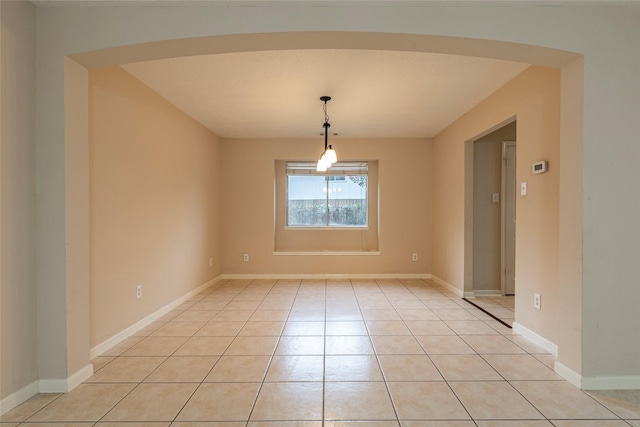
283 226 369 231
273 251 381 256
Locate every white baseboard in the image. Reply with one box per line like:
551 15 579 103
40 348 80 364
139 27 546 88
90 275 223 359
37 363 94 394
582 374 640 390
512 322 558 356
554 362 640 390
0 380 39 416
429 275 464 297
466 289 503 297
221 273 432 280
554 361 583 388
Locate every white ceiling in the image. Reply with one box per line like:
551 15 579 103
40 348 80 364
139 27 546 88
122 49 529 139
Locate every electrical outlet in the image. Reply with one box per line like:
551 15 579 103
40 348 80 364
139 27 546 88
412 253 418 262
136 285 142 300
533 293 541 310
209 257 213 266
243 253 250 262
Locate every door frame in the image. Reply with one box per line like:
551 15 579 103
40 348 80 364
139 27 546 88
501 140 516 296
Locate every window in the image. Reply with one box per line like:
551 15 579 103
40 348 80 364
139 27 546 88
286 161 368 227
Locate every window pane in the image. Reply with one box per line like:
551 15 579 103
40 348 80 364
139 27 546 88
328 175 367 226
287 175 328 226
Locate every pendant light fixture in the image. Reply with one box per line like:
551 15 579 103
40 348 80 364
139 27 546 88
316 96 337 172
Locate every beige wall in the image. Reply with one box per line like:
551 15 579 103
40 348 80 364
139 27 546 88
221 138 431 275
0 0 37 401
472 122 516 292
433 66 560 343
89 67 222 347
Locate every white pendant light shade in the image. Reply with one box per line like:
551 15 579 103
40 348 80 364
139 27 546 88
325 145 337 164
316 158 329 172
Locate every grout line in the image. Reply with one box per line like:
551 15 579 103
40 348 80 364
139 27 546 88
461 297 513 328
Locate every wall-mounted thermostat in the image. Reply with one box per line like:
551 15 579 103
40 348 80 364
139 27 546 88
532 161 548 174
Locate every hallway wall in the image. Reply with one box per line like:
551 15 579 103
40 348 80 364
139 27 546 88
89 67 223 348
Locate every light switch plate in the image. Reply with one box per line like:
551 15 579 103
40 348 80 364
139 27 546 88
520 182 527 195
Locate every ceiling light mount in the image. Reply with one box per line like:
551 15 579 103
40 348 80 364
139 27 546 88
317 96 337 172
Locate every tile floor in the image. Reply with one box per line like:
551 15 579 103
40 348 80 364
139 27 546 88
2 278 639 426
465 296 515 326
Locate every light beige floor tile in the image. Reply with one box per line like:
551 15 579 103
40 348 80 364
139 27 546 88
238 321 285 336
144 356 219 382
288 310 325 321
28 384 135 422
282 321 325 336
249 422 322 427
96 423 169 427
482 354 563 380
196 321 246 336
387 382 470 420
250 310 290 321
378 354 443 381
391 300 428 310
405 320 455 336
432 309 479 320
460 335 526 354
512 381 618 419
430 354 502 381
586 389 640 419
370 336 425 355
276 336 324 355
401 422 476 427
191 300 231 311
101 336 144 356
325 309 363 321
533 353 556 369
449 381 544 420
361 309 402 321
174 310 218 322
224 300 261 311
173 422 245 426
396 309 439 321
174 336 234 356
325 355 384 381
225 336 279 355
18 423 94 427
131 322 165 337
214 310 255 321
123 336 189 356
103 383 197 421
474 422 552 427
152 321 206 337
157 310 183 322
176 383 260 421
325 321 367 335
327 422 399 427
366 320 412 336
423 299 462 309
86 356 165 383
325 336 374 355
1 393 62 422
265 355 324 382
324 382 396 420
415 335 476 355
549 421 631 427
445 321 499 335
625 420 640 427
250 382 323 421
205 355 271 382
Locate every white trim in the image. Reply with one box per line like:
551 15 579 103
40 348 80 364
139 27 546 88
582 375 640 390
90 275 223 359
67 363 94 391
465 289 503 297
430 275 464 297
554 361 583 388
283 226 369 231
272 251 381 256
0 380 39 416
38 379 68 394
222 273 431 280
512 322 558 356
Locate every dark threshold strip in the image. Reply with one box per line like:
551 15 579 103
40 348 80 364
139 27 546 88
462 298 512 329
